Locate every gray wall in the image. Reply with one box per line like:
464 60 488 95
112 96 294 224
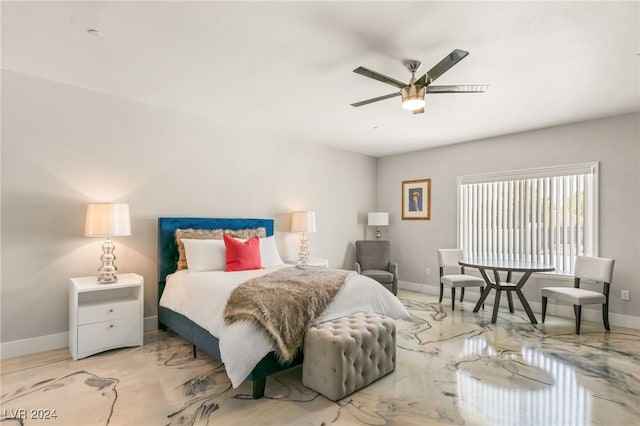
378 112 640 325
1 70 377 351
2 68 638 356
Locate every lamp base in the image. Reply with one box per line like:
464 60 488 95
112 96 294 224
97 273 118 284
376 227 382 240
96 238 118 284
298 232 310 266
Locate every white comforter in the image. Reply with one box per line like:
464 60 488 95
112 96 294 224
159 265 409 387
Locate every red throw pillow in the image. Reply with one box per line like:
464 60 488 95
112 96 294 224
223 235 263 271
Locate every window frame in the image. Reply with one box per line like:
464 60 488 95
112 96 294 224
456 162 599 276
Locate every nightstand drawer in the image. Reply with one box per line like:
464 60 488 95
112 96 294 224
78 298 139 325
77 316 141 355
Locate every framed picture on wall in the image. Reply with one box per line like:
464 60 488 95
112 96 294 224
402 179 431 220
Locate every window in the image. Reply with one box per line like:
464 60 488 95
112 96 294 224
457 162 598 275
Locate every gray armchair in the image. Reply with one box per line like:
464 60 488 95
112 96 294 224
354 240 398 295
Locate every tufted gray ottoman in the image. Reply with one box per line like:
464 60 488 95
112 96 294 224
302 312 396 401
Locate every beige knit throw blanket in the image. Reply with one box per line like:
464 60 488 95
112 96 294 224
223 266 354 363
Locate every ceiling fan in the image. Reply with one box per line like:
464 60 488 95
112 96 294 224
351 49 487 114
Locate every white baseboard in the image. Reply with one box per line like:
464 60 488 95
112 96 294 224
0 331 69 360
4 294 636 361
144 315 158 332
1 316 160 360
531 301 640 330
398 281 640 330
399 280 439 296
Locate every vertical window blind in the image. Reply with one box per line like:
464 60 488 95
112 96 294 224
457 163 598 275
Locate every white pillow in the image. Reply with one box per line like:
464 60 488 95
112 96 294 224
182 239 227 272
237 236 283 266
259 236 284 266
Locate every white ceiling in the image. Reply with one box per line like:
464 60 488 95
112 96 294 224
2 1 639 157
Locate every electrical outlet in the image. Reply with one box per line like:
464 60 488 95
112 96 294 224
621 290 630 301
425 267 431 276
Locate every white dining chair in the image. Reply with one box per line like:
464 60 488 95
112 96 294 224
437 249 485 310
541 256 615 335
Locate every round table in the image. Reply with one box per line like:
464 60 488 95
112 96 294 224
458 258 555 324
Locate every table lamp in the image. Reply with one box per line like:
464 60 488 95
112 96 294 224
84 203 131 284
368 212 389 240
291 211 316 266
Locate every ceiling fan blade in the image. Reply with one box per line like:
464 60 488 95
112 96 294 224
415 49 469 86
351 91 401 107
426 84 488 94
412 107 425 115
353 66 406 89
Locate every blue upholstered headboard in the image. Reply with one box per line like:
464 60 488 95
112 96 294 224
157 217 275 296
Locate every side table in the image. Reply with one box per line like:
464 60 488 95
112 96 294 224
69 273 143 360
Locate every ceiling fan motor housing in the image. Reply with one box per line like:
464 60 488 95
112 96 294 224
401 84 426 110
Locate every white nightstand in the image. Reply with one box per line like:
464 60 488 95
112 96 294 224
69 273 144 360
284 258 329 268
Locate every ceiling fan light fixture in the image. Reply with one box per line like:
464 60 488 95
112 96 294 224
401 85 425 110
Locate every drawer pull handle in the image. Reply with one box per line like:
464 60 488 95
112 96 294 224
109 324 114 328
108 309 114 313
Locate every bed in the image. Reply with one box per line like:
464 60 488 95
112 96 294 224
157 217 408 398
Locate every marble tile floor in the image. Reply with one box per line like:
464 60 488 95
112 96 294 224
1 290 639 426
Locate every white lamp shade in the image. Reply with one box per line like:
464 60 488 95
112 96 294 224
84 203 131 237
368 212 389 227
291 211 316 233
